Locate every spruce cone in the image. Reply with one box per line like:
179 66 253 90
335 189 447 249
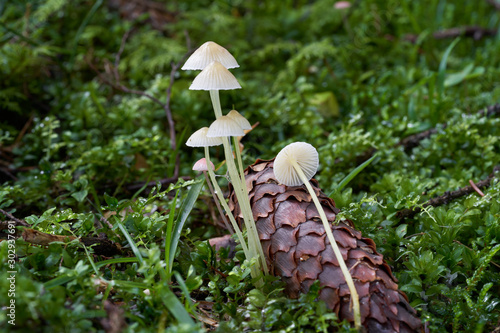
228 159 425 332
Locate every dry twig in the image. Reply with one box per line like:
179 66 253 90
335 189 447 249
396 165 500 220
404 26 497 43
0 209 30 227
21 228 122 256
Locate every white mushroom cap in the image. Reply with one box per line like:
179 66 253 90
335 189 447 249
206 116 245 137
192 158 215 171
182 41 239 70
227 110 252 130
186 127 223 147
273 142 319 186
189 61 242 91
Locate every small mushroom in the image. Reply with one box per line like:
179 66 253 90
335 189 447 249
186 127 223 147
273 142 361 329
273 142 319 187
192 158 233 235
227 110 252 130
182 41 239 71
334 1 351 9
189 61 241 91
192 158 215 171
206 115 245 138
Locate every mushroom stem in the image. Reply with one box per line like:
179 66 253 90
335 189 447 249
204 147 248 255
209 90 223 119
232 136 246 183
290 159 361 329
221 137 269 276
202 170 234 235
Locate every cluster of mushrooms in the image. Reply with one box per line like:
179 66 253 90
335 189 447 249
183 42 361 329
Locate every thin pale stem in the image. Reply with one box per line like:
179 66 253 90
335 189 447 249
202 171 234 234
233 136 245 183
204 148 248 255
209 90 223 118
221 137 269 275
291 160 361 329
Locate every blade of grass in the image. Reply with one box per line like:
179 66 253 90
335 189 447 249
112 280 149 289
160 286 196 326
173 271 195 311
116 216 144 265
167 126 188 177
131 173 153 200
169 178 204 271
436 38 460 101
165 188 180 279
329 153 378 197
69 0 103 67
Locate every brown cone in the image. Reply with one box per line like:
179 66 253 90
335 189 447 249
228 159 425 332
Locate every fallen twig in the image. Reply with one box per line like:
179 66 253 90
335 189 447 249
21 228 122 256
339 103 500 166
0 209 30 227
399 104 500 152
396 165 500 220
404 26 497 43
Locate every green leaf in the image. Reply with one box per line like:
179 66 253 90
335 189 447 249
71 189 88 203
44 257 139 288
396 224 408 239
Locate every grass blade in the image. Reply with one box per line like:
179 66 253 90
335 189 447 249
69 0 103 67
160 287 195 326
173 271 195 310
329 153 378 196
169 178 204 270
436 38 460 100
116 216 144 265
165 188 180 277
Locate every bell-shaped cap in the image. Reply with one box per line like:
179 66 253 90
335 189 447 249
189 61 242 91
182 41 239 70
192 158 215 171
273 142 319 186
206 116 245 137
227 110 251 130
186 127 224 147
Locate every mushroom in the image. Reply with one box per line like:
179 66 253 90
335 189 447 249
183 43 268 281
204 116 268 277
181 41 239 71
192 157 215 172
218 110 251 181
226 110 252 130
192 158 233 234
206 115 245 138
186 128 248 254
273 142 361 329
188 61 241 119
186 127 224 147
